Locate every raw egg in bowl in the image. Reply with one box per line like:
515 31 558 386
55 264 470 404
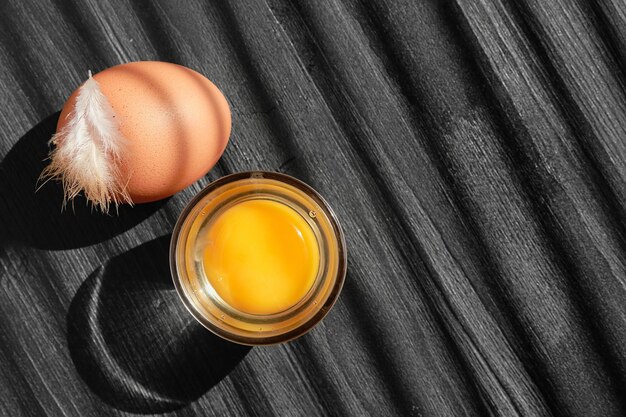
170 172 347 345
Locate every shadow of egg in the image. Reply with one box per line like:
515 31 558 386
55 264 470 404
0 112 165 250
66 236 250 414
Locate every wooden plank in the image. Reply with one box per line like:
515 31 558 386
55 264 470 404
0 0 625 415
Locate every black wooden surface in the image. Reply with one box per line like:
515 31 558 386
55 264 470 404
1 0 626 416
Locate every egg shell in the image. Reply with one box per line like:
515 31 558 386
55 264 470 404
57 61 231 203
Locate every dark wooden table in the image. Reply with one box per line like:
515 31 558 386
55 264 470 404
2 1 626 416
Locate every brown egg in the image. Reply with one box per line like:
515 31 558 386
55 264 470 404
57 61 231 203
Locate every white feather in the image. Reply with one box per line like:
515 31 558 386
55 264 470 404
40 72 132 213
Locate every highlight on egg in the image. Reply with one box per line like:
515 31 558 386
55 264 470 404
41 61 231 212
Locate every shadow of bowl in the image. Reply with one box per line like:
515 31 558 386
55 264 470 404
67 236 250 414
0 112 164 250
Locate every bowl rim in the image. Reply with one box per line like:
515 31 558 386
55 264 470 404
169 171 347 345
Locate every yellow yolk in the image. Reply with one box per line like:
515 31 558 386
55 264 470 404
202 199 319 315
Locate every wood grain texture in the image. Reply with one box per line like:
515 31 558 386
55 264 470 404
1 0 625 416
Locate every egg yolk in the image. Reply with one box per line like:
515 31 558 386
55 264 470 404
202 199 319 315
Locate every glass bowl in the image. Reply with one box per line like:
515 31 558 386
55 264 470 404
170 171 347 345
